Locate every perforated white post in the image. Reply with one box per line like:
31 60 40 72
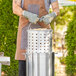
27 29 52 53
26 28 54 76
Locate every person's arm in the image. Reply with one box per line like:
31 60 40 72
39 0 60 25
12 0 39 24
12 0 24 16
51 0 60 16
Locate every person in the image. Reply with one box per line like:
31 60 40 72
12 0 59 76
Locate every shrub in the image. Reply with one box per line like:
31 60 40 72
65 6 76 76
0 0 19 76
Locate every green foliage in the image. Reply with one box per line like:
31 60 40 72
60 57 66 64
0 0 19 76
65 6 76 76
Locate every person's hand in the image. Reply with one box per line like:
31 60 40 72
22 10 39 24
39 12 57 25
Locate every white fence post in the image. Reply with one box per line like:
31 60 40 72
0 52 10 76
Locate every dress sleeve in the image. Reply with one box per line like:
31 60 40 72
49 0 57 4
